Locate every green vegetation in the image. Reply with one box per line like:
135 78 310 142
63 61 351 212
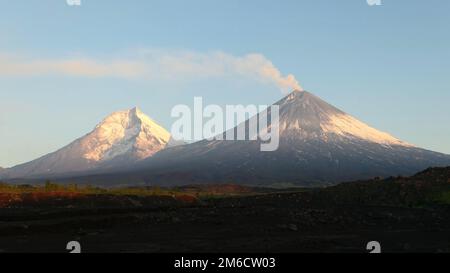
0 182 177 196
0 181 266 199
433 190 450 205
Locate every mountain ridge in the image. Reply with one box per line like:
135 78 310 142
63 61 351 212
2 90 449 187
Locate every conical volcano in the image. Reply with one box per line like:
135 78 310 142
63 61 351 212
1 107 171 179
125 90 450 187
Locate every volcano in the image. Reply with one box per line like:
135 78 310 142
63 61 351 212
1 107 171 179
117 90 450 187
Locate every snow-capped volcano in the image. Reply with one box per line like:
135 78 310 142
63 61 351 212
276 90 411 146
117 90 450 187
1 107 171 179
82 107 170 162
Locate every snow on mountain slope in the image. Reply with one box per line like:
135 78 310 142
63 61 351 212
82 107 170 162
1 107 171 179
276 90 411 146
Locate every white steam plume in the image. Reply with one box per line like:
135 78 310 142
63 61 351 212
0 50 302 93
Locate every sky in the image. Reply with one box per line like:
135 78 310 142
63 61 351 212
0 0 449 167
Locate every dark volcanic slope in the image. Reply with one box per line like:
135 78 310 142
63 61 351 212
307 167 450 207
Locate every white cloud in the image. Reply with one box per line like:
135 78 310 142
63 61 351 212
0 50 302 93
0 55 146 79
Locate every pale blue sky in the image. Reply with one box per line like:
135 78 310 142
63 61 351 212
0 0 449 167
